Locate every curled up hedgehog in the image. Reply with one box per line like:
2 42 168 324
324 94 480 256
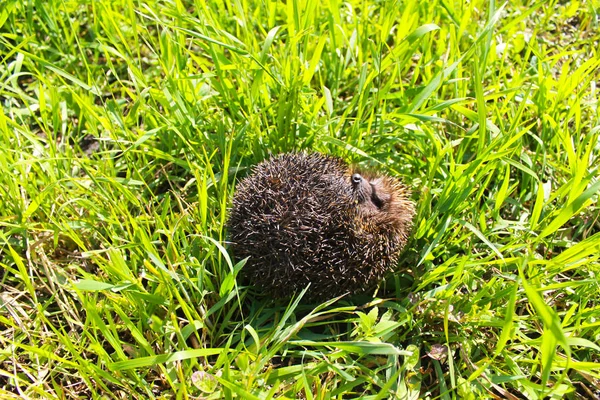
227 152 415 300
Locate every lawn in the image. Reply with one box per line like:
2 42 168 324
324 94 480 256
1 0 599 398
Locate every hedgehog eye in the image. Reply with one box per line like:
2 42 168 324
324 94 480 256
351 174 362 185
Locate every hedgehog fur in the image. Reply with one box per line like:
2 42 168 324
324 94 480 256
227 152 415 300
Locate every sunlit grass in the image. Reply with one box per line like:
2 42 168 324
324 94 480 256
1 0 599 398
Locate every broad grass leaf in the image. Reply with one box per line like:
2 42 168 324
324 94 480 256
520 261 570 389
566 337 600 352
494 283 518 356
404 24 440 44
74 279 118 291
538 179 600 239
109 348 226 371
290 340 411 356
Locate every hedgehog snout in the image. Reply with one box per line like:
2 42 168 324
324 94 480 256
351 174 371 203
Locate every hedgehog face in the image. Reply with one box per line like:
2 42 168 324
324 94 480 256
351 173 391 214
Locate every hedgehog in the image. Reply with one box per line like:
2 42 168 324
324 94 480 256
227 152 415 300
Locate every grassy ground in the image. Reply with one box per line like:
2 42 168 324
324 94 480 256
1 0 599 398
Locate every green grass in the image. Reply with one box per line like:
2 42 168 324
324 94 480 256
1 0 599 398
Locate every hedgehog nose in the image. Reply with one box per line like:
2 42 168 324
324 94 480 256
351 174 363 185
